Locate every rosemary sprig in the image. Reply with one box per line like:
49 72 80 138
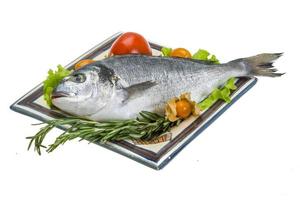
27 111 180 155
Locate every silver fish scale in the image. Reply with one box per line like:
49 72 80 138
99 55 245 116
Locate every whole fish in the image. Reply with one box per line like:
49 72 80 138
51 53 283 121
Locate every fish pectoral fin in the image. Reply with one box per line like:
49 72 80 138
122 81 157 102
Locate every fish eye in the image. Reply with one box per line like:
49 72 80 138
70 73 86 83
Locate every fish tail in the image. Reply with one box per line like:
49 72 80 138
230 53 285 77
246 53 284 77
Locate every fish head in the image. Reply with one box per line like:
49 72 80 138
52 64 116 116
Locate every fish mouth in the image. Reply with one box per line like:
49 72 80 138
51 91 70 99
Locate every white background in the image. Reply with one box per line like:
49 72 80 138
1 0 299 199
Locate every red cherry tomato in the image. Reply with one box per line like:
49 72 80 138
109 32 152 56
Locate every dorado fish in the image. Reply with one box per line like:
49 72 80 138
51 53 283 121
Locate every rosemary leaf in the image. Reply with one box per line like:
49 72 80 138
27 111 180 154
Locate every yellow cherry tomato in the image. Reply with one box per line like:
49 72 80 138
176 99 192 119
74 59 95 70
170 48 192 58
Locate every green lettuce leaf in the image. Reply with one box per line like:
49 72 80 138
43 65 72 107
192 49 220 64
198 78 237 110
161 47 172 57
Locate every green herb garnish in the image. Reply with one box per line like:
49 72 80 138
161 47 173 57
43 65 71 107
192 49 220 64
198 78 237 110
27 111 180 155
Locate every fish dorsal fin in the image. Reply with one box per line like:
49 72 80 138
122 81 157 102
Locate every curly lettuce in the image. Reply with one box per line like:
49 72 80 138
43 65 71 107
192 49 219 64
198 78 237 110
161 47 172 57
